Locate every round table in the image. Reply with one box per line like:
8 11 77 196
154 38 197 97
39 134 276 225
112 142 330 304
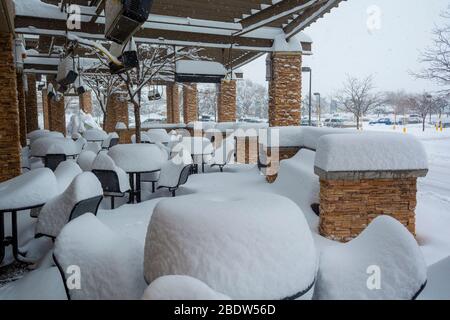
30 137 81 158
108 144 166 203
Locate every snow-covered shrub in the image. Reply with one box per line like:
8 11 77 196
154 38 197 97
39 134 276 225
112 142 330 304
53 213 146 300
313 216 427 300
143 276 231 300
35 172 103 238
144 192 317 300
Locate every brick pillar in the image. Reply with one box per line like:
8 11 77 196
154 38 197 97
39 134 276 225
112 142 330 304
105 93 129 133
79 91 93 114
183 83 198 124
16 73 27 146
26 73 39 133
268 52 302 127
49 93 66 135
166 83 180 123
0 33 21 182
217 79 236 122
42 88 50 130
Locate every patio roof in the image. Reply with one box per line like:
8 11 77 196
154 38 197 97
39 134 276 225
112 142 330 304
13 0 345 74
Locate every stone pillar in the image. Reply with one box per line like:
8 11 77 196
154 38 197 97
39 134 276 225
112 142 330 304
79 90 93 114
317 176 421 242
16 73 27 146
268 52 302 127
217 79 236 123
0 33 21 182
26 73 39 133
105 93 129 133
166 83 180 123
42 88 50 130
49 95 66 134
183 83 198 124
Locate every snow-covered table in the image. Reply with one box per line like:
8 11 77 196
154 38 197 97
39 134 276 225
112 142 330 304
30 137 81 158
108 144 166 203
82 129 108 143
0 169 58 264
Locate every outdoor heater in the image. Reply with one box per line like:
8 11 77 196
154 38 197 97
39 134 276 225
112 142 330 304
175 60 227 83
56 56 78 87
105 0 154 45
109 39 139 74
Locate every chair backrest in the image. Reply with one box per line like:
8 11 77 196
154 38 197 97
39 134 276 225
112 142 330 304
45 154 67 171
178 164 192 187
69 195 103 221
92 170 122 194
108 137 119 149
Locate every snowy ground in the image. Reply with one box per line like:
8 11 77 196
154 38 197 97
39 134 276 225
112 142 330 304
0 123 449 299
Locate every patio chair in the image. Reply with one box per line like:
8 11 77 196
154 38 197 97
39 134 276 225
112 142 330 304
76 150 97 171
91 153 130 209
44 154 67 171
210 138 235 172
35 172 104 239
101 133 120 150
157 164 193 197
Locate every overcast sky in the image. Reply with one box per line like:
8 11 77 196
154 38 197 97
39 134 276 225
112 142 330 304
241 0 449 98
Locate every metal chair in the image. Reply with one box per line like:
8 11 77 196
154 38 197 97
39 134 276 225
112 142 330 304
68 195 103 221
158 164 193 197
44 154 67 171
102 137 119 150
92 169 129 209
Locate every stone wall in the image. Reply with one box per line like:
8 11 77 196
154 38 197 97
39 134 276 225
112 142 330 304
105 93 129 133
183 83 198 124
319 178 417 242
42 88 49 130
79 91 93 114
0 32 21 182
268 52 302 127
16 73 27 146
217 80 236 123
166 83 180 123
26 74 39 133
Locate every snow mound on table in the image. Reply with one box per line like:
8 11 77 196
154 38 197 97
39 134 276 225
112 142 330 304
92 153 130 193
0 168 58 211
35 172 103 238
144 191 317 300
31 137 78 157
77 150 97 171
54 161 82 192
83 141 101 154
108 144 166 172
27 129 49 141
28 131 64 145
143 276 231 300
131 132 152 144
82 129 108 141
314 216 427 300
146 129 171 144
53 213 146 300
0 267 67 300
315 133 429 172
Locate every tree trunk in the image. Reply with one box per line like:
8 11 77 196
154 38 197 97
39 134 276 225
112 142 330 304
422 117 426 132
356 116 360 130
133 100 141 143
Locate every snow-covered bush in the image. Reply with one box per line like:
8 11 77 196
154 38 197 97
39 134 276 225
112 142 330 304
144 192 317 300
313 216 427 300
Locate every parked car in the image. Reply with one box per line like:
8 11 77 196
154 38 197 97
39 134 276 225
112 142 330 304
369 118 393 125
325 118 346 128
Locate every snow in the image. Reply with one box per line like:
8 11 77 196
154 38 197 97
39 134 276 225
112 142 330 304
143 276 231 300
35 172 103 238
101 132 119 149
0 168 58 211
82 129 108 141
83 141 101 154
92 153 130 193
147 129 171 144
0 267 66 300
131 132 152 144
27 129 49 141
417 256 450 299
175 137 214 156
313 216 427 300
115 122 128 130
28 131 64 145
77 151 97 172
272 33 303 52
176 60 226 76
30 137 79 157
53 161 82 193
108 144 166 173
53 213 146 300
209 137 235 166
315 133 429 172
144 191 317 300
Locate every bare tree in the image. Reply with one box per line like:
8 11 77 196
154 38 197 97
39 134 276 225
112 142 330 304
408 93 433 131
81 65 123 129
415 6 450 94
336 75 383 129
